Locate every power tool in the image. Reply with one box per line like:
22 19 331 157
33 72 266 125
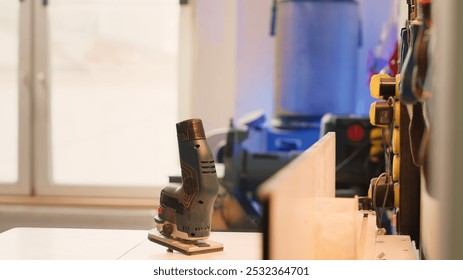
148 119 223 255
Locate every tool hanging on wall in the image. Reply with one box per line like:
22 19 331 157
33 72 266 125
366 0 433 247
412 0 432 185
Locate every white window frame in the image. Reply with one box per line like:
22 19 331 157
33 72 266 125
0 0 32 196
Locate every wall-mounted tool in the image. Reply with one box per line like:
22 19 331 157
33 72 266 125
366 0 430 244
148 119 223 255
368 74 398 233
413 0 432 100
400 20 421 104
368 173 400 234
411 0 432 175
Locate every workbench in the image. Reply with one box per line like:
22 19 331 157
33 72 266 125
0 227 262 260
0 227 416 260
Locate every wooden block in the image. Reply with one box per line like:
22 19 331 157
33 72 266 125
357 211 378 260
259 133 341 259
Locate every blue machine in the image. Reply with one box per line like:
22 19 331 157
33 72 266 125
239 0 362 152
272 0 361 126
236 111 320 153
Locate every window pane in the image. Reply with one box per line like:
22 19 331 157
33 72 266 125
0 1 19 183
49 0 179 186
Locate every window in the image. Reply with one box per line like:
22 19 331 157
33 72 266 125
0 0 31 195
0 0 180 199
0 0 19 184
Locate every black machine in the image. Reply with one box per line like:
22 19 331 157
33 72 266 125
218 113 382 230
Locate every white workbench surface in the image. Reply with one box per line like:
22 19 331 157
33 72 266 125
0 227 262 260
0 227 416 260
